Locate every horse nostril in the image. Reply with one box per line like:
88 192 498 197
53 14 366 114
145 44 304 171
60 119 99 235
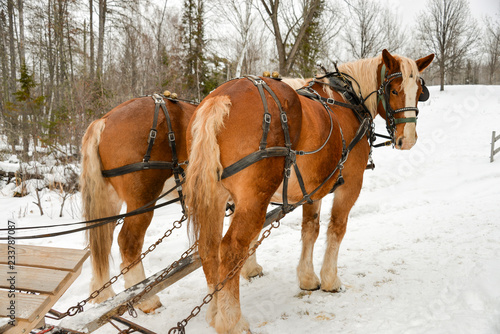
397 137 404 147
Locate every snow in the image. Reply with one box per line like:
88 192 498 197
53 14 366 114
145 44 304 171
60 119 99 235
1 85 500 333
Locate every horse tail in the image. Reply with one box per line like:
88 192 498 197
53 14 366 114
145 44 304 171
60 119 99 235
185 95 232 242
80 118 120 284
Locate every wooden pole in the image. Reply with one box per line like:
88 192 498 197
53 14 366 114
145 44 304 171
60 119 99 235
60 206 284 333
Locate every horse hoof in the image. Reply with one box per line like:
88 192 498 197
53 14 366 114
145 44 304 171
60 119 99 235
248 271 264 280
137 295 162 313
240 265 263 281
300 284 320 291
216 315 251 334
298 272 321 291
322 284 346 293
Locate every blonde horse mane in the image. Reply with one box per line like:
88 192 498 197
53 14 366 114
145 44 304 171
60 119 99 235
281 77 338 102
281 77 310 90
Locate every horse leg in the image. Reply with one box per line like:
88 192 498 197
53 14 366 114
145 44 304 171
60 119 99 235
215 199 268 334
320 179 362 292
118 206 161 313
197 188 228 327
240 235 263 280
297 200 322 290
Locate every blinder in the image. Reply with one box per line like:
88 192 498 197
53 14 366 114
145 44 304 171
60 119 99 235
418 77 430 102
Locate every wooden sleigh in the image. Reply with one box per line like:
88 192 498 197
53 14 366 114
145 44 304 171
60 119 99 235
0 244 89 334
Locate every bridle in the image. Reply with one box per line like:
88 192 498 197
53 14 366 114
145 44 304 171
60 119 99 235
368 64 429 144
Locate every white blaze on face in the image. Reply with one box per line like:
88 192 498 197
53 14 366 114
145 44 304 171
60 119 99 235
401 78 418 149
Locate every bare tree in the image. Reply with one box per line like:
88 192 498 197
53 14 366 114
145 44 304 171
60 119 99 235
210 0 254 77
484 16 500 84
417 0 478 91
259 0 322 76
343 0 405 59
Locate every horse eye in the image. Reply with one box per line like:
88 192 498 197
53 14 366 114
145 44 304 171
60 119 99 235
391 89 398 96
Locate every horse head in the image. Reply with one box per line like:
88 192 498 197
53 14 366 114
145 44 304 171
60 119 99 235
377 49 434 150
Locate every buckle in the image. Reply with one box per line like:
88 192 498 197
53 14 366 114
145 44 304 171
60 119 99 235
254 78 264 85
168 132 175 142
281 113 288 123
153 94 163 104
149 129 157 139
284 167 291 178
326 98 335 104
264 113 271 123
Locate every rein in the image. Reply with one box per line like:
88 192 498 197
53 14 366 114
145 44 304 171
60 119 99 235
2 94 199 240
0 182 183 240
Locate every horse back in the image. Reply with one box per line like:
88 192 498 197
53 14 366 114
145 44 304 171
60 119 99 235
99 97 196 170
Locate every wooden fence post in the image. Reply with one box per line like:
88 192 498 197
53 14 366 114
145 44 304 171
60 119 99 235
491 131 500 162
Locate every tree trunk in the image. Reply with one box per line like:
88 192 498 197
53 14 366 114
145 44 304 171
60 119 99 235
440 59 445 91
235 42 248 77
261 0 321 76
17 0 26 67
7 0 16 95
0 14 9 104
89 0 95 80
7 0 18 152
97 0 106 80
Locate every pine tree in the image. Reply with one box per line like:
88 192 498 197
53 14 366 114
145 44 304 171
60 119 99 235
293 0 324 77
181 0 207 101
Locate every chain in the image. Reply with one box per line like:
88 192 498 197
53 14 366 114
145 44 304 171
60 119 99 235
168 219 282 334
115 240 199 317
60 215 188 319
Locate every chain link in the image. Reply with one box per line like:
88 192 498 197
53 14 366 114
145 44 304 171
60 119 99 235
117 240 199 316
168 219 281 334
58 215 188 319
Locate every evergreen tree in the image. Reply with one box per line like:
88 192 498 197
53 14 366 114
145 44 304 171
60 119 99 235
7 64 45 158
181 0 207 101
293 0 324 77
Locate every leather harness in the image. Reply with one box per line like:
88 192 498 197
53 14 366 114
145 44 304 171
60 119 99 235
220 75 372 212
101 94 188 213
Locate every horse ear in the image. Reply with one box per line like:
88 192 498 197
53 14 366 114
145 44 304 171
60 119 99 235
416 54 435 72
382 49 398 70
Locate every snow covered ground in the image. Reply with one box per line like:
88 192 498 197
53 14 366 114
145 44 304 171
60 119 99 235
1 85 500 333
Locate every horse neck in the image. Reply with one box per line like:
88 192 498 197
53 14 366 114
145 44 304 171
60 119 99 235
338 56 382 118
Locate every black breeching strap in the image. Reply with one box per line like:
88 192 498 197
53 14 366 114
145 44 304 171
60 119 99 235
246 75 294 213
101 94 187 214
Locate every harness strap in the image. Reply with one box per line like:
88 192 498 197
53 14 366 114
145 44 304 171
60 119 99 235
221 147 289 179
158 95 187 213
102 161 175 177
143 95 163 162
296 88 364 112
247 76 273 150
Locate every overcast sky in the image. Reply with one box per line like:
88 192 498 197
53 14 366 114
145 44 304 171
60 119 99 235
386 0 500 24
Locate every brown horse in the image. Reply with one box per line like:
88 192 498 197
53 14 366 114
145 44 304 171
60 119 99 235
184 49 434 333
79 94 196 313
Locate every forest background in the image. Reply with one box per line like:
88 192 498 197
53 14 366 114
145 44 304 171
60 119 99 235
1 0 499 162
